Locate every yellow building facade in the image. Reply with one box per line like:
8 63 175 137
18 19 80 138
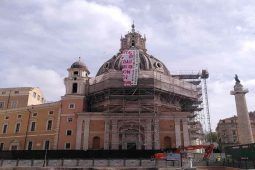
0 100 60 150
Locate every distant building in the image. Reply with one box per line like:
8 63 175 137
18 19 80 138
0 87 45 109
0 25 205 151
216 112 255 148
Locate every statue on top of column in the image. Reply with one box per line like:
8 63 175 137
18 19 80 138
235 74 240 84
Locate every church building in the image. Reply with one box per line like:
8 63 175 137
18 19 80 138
0 25 203 150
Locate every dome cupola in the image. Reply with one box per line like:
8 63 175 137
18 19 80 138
120 23 147 52
70 59 90 74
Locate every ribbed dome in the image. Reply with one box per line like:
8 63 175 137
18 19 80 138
96 50 170 76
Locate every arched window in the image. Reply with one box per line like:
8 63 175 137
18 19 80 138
92 136 100 149
73 71 79 76
72 83 78 93
131 40 135 47
164 136 172 149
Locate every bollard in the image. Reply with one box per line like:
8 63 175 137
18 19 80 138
107 158 110 167
0 159 3 167
31 159 34 167
61 158 64 167
76 159 79 166
92 159 94 167
16 159 19 166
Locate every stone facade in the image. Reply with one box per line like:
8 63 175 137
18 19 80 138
216 112 255 148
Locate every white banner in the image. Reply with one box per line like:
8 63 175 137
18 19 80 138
121 50 140 86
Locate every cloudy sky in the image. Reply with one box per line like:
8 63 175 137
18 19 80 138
1 0 255 131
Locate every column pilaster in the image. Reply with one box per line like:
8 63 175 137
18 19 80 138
145 119 152 150
182 120 190 146
154 119 160 149
175 119 181 148
111 119 119 149
83 119 90 150
104 119 110 149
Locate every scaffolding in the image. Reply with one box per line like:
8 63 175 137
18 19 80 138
172 69 212 144
86 70 204 149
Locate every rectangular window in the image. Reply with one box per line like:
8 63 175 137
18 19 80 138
44 140 50 150
17 114 22 119
27 141 33 150
0 102 4 109
2 124 8 134
11 101 17 108
30 122 36 132
65 143 71 149
49 111 54 115
14 91 19 94
0 143 4 150
67 117 73 122
66 130 72 136
15 123 21 133
32 112 37 117
69 104 75 109
5 116 9 120
47 120 53 131
0 101 4 108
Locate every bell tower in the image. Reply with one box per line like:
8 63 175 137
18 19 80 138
64 58 90 95
59 58 90 150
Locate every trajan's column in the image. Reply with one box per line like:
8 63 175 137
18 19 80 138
231 75 254 144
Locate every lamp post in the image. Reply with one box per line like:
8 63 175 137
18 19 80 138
43 147 48 167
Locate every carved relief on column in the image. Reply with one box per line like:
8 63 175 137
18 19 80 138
145 119 152 150
83 119 90 150
182 119 190 146
104 119 110 149
175 118 181 148
154 118 160 149
111 119 119 150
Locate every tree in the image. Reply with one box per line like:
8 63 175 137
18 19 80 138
205 132 218 143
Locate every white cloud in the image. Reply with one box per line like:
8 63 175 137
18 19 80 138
241 40 255 53
0 65 65 102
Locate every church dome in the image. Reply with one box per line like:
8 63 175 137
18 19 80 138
96 24 170 76
96 50 170 76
